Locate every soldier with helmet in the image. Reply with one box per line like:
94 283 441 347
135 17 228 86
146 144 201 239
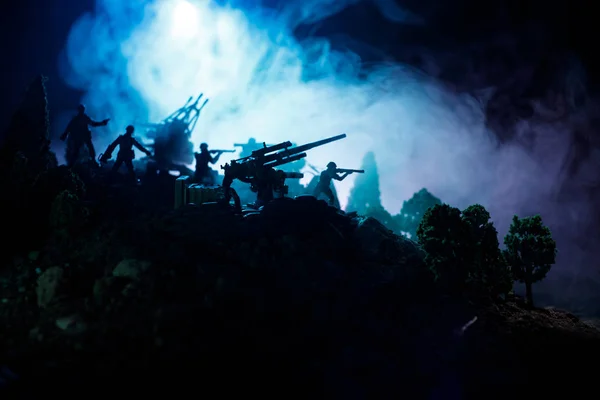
99 125 152 180
313 161 351 206
60 104 110 167
194 143 225 185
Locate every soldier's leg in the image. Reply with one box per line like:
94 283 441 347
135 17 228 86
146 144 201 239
85 137 96 160
66 141 80 167
124 159 136 180
208 170 217 185
313 186 322 198
201 169 212 185
324 188 335 206
112 158 123 172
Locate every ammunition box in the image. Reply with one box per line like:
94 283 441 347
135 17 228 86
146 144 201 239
187 185 221 205
174 176 190 209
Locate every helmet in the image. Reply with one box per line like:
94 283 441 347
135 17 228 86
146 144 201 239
77 104 85 113
326 161 337 169
125 125 134 134
200 143 208 150
248 137 256 144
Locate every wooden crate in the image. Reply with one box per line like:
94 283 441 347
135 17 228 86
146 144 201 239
174 176 190 209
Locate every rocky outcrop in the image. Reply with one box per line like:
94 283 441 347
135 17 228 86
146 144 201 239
0 183 597 397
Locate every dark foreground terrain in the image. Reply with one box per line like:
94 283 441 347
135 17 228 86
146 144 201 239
1 77 600 399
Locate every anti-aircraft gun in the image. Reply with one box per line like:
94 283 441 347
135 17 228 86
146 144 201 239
221 133 347 210
140 94 209 175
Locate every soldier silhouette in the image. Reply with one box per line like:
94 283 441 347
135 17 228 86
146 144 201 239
60 104 109 167
194 143 224 185
238 137 260 158
100 125 151 181
313 162 350 206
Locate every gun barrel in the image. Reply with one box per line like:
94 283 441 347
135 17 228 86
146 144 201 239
251 141 292 157
262 134 346 165
337 169 365 173
265 153 307 168
211 149 236 153
286 133 346 155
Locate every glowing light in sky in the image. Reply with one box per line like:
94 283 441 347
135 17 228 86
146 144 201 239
170 1 200 38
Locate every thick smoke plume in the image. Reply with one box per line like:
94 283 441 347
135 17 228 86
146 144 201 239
60 0 506 209
61 0 600 292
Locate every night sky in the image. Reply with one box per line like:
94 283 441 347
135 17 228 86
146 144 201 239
1 0 88 126
0 0 595 134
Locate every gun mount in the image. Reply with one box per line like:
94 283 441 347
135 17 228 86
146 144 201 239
141 94 209 170
221 133 346 210
233 139 277 158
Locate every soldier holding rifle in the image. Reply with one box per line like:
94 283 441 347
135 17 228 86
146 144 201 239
314 162 364 206
194 143 235 185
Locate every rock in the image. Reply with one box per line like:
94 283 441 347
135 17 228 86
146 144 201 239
35 266 64 308
93 276 133 306
353 217 404 261
112 259 151 280
55 314 87 335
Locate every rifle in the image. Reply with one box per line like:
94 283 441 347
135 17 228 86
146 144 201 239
336 169 365 174
98 140 119 164
210 149 235 154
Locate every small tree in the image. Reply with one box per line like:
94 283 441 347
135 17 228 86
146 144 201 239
417 203 512 298
462 204 512 297
417 204 470 293
503 215 557 307
396 188 441 239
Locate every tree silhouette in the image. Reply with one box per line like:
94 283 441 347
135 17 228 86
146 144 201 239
346 151 381 213
503 215 557 307
345 152 396 229
417 203 513 297
417 204 470 293
396 188 442 239
462 204 512 297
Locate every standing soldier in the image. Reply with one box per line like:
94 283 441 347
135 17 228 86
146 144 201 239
99 125 152 181
194 143 225 185
60 104 110 167
313 162 351 206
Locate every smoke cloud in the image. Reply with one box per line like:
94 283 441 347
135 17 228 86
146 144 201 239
60 0 600 282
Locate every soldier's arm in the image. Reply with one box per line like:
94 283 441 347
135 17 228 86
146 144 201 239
333 172 349 181
133 138 151 155
88 115 109 127
209 153 221 164
104 136 121 155
60 119 73 140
